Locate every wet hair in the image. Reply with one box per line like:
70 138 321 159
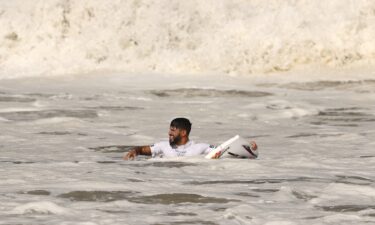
170 118 192 135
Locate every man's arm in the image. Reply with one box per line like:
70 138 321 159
123 146 152 160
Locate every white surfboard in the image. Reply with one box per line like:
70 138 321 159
205 135 258 159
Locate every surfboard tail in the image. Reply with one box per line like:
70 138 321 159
206 135 258 159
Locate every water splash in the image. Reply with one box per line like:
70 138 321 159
1 0 374 78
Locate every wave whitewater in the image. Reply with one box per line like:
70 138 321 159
1 0 375 78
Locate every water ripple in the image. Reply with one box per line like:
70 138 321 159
0 109 98 121
149 88 272 98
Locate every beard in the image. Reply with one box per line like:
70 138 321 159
169 134 181 146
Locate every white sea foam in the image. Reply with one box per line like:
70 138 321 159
11 201 70 215
1 0 375 79
263 221 298 225
60 223 98 225
0 116 9 121
0 107 39 113
310 183 375 205
27 117 84 125
0 179 27 185
322 214 363 223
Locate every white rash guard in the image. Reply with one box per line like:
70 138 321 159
150 141 214 158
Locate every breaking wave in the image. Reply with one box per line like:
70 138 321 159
1 0 375 79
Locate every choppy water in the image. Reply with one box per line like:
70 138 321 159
1 0 375 223
1 73 375 225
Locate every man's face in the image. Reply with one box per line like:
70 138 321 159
169 126 182 146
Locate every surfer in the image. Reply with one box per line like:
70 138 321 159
123 117 258 160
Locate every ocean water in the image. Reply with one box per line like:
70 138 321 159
1 73 375 225
1 0 375 225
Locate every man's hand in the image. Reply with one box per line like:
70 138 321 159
250 141 257 151
123 146 152 160
123 149 138 160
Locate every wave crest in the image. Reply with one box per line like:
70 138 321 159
1 0 375 78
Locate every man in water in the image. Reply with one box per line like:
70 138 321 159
123 117 257 160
